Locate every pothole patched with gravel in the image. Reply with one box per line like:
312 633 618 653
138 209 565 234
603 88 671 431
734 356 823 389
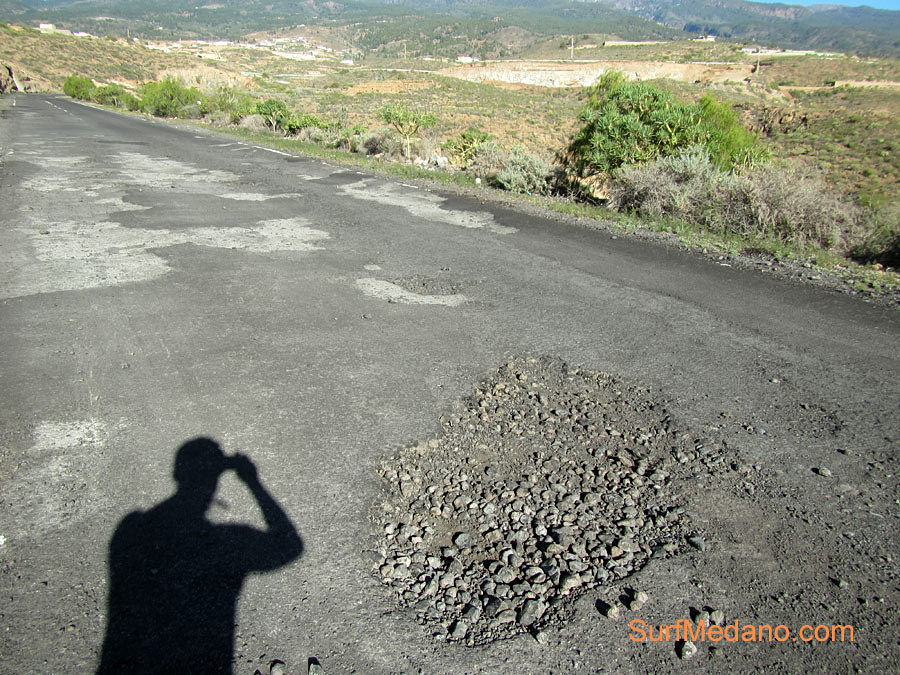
370 355 700 645
388 275 460 296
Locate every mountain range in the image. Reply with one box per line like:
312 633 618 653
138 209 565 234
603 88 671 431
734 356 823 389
1 0 898 55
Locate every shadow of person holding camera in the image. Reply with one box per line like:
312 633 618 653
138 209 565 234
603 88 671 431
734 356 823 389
97 438 303 674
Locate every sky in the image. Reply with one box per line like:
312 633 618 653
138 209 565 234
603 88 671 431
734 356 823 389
752 0 900 9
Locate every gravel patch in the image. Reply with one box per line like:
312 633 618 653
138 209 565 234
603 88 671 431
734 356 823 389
389 275 461 296
370 355 698 645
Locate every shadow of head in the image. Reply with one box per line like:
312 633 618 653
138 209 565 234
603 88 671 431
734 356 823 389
173 436 227 506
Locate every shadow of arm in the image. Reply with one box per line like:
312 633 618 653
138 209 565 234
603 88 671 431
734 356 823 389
233 455 303 568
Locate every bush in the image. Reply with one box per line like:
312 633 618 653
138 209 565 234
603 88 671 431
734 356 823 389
207 86 254 124
607 147 723 219
176 102 204 119
608 149 862 250
376 103 437 158
284 112 328 136
92 84 139 110
468 141 511 177
563 71 766 179
297 126 331 144
496 147 555 195
253 98 289 132
469 142 555 196
359 128 402 157
699 95 770 169
332 124 367 152
445 129 492 167
63 75 95 101
238 114 269 132
850 202 900 268
140 77 203 118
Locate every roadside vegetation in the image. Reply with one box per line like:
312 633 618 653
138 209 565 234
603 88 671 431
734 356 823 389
6 21 895 295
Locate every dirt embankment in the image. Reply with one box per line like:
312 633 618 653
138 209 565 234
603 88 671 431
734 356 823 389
439 60 754 88
0 63 40 93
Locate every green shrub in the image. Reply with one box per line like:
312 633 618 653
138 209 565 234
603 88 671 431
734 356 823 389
92 84 139 110
468 141 511 178
330 124 367 152
445 129 492 167
359 129 402 157
563 71 766 179
284 112 328 136
207 86 254 124
376 103 437 158
608 148 861 250
496 146 555 195
253 98 289 132
140 77 203 118
850 202 900 268
699 95 770 169
63 75 95 101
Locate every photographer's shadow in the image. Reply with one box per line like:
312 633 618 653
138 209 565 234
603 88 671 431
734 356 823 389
98 438 303 674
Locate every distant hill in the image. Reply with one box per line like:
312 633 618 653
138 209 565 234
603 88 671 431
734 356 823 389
0 0 29 15
2 0 898 56
608 0 900 55
0 0 683 50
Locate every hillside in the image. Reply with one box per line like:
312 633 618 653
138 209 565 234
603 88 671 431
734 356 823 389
609 0 900 55
5 0 898 56
2 0 680 48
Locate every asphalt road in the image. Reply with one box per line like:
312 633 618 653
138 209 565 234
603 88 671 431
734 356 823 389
1 94 898 673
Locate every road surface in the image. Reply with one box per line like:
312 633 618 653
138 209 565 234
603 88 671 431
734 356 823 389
1 94 898 673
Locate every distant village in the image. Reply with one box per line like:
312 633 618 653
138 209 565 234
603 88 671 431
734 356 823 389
32 22 359 64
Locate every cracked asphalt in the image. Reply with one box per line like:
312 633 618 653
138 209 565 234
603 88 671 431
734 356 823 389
1 94 898 673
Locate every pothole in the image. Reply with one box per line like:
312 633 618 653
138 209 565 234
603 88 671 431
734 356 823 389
370 355 696 645
389 275 461 296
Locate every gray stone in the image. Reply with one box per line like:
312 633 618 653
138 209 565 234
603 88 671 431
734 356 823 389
518 598 546 626
449 620 469 639
453 532 475 549
686 535 706 551
678 640 698 659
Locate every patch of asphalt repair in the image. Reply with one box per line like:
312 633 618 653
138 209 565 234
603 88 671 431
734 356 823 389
2 417 112 539
337 178 518 235
4 144 329 299
356 278 467 306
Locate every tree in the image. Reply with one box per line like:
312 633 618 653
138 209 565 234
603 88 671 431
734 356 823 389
253 98 289 133
376 103 437 158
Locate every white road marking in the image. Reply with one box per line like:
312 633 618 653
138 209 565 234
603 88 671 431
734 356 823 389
219 191 296 201
253 146 293 156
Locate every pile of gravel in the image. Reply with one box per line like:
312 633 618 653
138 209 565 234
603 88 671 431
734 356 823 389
370 356 698 645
